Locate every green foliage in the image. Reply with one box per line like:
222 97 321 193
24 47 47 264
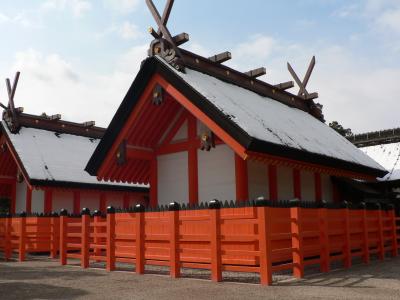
329 121 353 137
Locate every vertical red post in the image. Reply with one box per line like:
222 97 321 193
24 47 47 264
93 211 101 259
81 208 90 268
390 207 398 257
293 169 301 200
99 193 106 213
44 189 53 214
377 207 385 261
59 209 68 265
361 204 370 264
343 205 352 268
150 158 158 208
50 214 60 259
10 182 16 215
314 172 322 203
135 206 145 274
209 200 222 282
290 202 304 278
25 187 32 214
106 207 116 271
18 213 26 262
235 154 248 203
73 191 81 215
169 203 180 278
257 206 272 285
318 206 330 272
4 216 11 260
268 165 278 201
188 115 199 206
123 193 130 210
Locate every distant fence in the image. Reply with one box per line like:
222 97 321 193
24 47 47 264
1 200 400 285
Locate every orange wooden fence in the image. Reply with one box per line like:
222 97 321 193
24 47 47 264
1 200 400 286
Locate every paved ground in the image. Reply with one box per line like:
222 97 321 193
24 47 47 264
0 257 400 300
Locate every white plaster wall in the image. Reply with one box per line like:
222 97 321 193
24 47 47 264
198 144 235 203
80 192 100 212
301 170 315 202
171 120 187 142
15 180 27 213
321 174 333 203
158 152 189 206
277 165 294 200
247 160 269 200
53 190 74 213
106 193 124 209
31 189 44 213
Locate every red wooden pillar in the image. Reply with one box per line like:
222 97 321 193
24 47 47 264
210 200 222 282
293 169 301 199
361 205 370 264
18 214 26 262
188 115 198 206
343 207 352 268
60 210 67 265
169 203 180 278
10 182 16 214
81 209 90 268
73 191 81 215
390 208 398 257
99 193 106 213
25 187 32 214
258 206 272 285
150 158 158 208
235 154 248 203
135 207 145 274
268 165 278 201
44 189 53 214
314 172 322 203
50 215 59 259
291 204 304 278
318 206 330 272
123 193 130 209
106 207 116 271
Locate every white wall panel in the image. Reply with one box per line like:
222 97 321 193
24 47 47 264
53 190 74 212
277 165 293 200
171 120 187 142
321 174 333 203
301 171 315 202
80 192 100 212
31 189 44 213
247 160 269 200
15 180 27 213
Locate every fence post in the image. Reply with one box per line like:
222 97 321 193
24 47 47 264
209 200 222 282
290 199 304 278
169 202 180 278
106 207 116 271
318 201 330 272
360 203 370 264
18 212 26 262
93 210 102 261
50 212 59 259
59 209 68 265
256 198 272 285
4 213 11 261
388 205 398 257
343 202 352 269
376 204 385 261
81 208 90 268
135 204 145 274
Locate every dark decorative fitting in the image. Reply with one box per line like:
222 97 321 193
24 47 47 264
19 211 26 217
255 196 268 207
168 202 180 211
200 131 215 151
208 51 232 64
152 85 164 105
81 208 90 215
358 202 366 209
17 171 24 183
51 212 59 217
116 140 127 166
319 200 327 208
341 201 349 209
209 199 221 209
134 204 145 213
289 198 300 207
387 204 394 210
93 210 102 216
106 206 115 214
60 209 68 216
245 67 266 79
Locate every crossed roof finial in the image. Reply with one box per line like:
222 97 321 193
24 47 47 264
287 56 318 100
1 72 22 132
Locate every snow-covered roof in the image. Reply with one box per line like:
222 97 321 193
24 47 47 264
361 142 400 181
2 121 147 190
158 57 385 173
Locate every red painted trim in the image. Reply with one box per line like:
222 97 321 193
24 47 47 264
150 158 158 208
293 169 301 200
100 193 107 212
161 110 188 146
157 141 190 155
188 114 198 205
314 172 322 203
123 193 130 209
73 191 81 215
235 154 249 202
268 165 278 201
26 187 32 214
126 147 154 160
44 189 53 214
0 178 15 184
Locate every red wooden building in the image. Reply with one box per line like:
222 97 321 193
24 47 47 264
0 108 148 215
85 8 386 207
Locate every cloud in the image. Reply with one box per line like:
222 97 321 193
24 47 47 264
102 0 140 14
41 0 92 17
96 21 143 40
0 12 33 28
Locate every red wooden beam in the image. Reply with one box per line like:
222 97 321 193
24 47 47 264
126 147 154 161
293 169 301 199
268 165 278 201
161 110 188 147
25 186 32 214
44 189 53 214
314 172 322 203
235 154 249 202
188 114 198 205
150 158 158 207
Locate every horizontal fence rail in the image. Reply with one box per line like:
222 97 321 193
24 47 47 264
0 199 399 286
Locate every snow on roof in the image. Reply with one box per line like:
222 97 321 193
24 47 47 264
3 122 147 188
361 142 400 181
157 57 384 172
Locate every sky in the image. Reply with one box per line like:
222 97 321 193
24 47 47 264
0 0 399 134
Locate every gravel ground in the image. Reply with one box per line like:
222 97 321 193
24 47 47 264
0 256 400 300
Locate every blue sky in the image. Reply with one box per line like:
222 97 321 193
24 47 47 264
0 0 399 133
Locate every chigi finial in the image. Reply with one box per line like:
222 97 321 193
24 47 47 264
2 72 23 133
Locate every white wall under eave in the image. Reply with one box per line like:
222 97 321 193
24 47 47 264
277 165 294 201
15 180 27 213
106 193 124 209
171 120 187 142
301 170 315 202
198 144 235 203
80 192 100 212
158 152 189 206
32 189 44 213
247 160 269 200
53 190 74 213
321 174 333 203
